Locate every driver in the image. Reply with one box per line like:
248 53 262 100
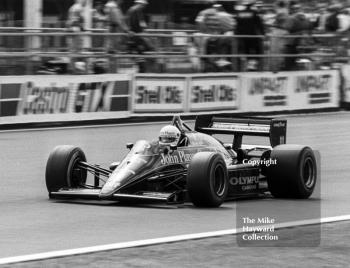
159 125 181 147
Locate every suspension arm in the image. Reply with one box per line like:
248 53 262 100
77 161 112 177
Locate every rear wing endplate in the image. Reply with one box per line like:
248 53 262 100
195 115 287 149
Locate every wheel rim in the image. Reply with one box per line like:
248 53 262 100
303 157 315 189
68 154 85 187
70 157 81 186
213 164 226 197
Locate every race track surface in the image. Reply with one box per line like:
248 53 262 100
0 112 349 258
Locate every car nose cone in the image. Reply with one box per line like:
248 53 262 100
99 168 135 198
99 181 120 198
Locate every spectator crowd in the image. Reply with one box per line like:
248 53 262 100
62 0 350 74
193 0 350 72
64 0 152 73
66 0 151 50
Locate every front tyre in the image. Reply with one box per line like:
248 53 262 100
267 145 317 199
45 145 87 195
187 152 228 207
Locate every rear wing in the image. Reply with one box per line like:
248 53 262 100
195 115 287 150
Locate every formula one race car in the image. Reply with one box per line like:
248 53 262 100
45 115 317 207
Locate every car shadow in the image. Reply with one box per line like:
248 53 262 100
52 199 187 209
51 199 233 210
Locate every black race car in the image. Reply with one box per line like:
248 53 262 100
45 115 317 207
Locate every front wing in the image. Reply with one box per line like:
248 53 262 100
50 189 186 204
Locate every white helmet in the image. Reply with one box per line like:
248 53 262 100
159 125 181 146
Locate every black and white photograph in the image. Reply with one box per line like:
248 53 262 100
0 0 349 267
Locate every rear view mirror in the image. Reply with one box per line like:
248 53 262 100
109 162 120 171
126 143 134 150
224 144 232 150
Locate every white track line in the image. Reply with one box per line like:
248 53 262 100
1 214 350 265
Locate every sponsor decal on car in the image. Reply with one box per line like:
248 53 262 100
211 122 270 133
229 176 259 186
160 151 196 165
229 175 259 191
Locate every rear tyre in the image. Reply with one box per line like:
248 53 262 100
267 145 317 199
187 152 228 207
45 145 87 196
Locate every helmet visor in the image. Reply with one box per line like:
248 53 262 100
159 136 178 144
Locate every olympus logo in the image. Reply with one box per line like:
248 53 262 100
229 176 259 186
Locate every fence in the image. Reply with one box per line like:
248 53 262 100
0 28 348 75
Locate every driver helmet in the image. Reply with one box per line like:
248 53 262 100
159 125 181 147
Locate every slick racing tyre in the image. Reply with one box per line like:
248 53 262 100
187 152 228 207
45 145 87 196
267 145 317 199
